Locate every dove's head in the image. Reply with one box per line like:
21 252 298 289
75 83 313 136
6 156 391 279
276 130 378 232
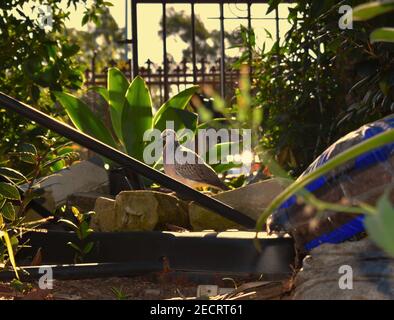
161 129 178 146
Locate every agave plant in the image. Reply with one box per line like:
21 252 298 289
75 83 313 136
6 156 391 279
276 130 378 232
55 68 199 163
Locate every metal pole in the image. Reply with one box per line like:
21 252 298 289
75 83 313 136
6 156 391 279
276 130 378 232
162 3 169 101
219 2 226 98
247 1 252 76
0 92 255 228
131 0 139 77
125 0 128 61
191 2 197 84
275 6 280 45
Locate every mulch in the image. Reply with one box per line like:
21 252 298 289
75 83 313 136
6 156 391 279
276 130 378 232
0 273 294 300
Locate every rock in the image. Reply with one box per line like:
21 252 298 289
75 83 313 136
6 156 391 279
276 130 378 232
67 192 110 213
292 238 394 300
189 179 286 231
114 191 189 231
90 191 189 232
24 158 109 222
90 197 116 232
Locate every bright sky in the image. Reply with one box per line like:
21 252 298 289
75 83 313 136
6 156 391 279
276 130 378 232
63 1 295 64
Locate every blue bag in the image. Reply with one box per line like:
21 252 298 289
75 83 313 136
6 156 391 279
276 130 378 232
268 115 394 252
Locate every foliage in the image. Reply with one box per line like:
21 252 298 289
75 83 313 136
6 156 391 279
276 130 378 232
0 141 78 277
161 7 242 63
0 0 111 162
353 0 394 43
56 68 199 163
59 207 94 263
236 0 394 176
195 66 262 177
65 5 126 71
364 191 394 256
111 286 129 300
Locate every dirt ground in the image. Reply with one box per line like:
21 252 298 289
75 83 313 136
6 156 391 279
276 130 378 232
0 273 293 300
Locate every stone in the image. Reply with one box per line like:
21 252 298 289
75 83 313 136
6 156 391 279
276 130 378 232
67 192 110 213
90 197 116 232
114 191 189 231
189 179 286 231
292 238 394 300
24 158 109 222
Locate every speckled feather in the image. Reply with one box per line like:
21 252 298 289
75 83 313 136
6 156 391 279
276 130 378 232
162 130 229 190
174 146 229 190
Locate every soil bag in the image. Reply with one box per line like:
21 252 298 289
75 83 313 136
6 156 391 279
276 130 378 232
268 115 394 252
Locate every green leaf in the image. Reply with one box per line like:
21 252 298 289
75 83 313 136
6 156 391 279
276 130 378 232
107 68 130 141
0 198 6 210
353 1 394 21
204 142 243 174
79 221 93 239
18 143 37 155
58 218 79 231
0 230 19 279
154 107 198 133
122 76 153 160
153 86 199 128
267 0 281 14
197 118 234 130
1 202 16 221
204 142 237 164
44 157 66 171
81 14 89 26
62 44 80 58
0 183 20 201
83 241 94 254
55 91 117 148
67 242 82 254
18 152 36 164
0 167 28 183
364 192 394 256
89 86 109 102
370 28 394 43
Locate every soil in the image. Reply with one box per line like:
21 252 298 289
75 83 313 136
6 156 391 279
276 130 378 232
0 273 293 300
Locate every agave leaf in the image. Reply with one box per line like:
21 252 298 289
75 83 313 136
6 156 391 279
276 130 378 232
153 86 199 128
122 76 153 160
55 91 117 148
107 68 130 141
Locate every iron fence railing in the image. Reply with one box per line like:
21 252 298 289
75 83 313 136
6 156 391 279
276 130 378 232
84 57 240 104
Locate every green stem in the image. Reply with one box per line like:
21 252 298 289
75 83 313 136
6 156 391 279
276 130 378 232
256 129 394 231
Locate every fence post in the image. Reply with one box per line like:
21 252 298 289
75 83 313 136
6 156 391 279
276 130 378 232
219 2 226 98
131 0 139 77
191 2 197 84
162 3 169 101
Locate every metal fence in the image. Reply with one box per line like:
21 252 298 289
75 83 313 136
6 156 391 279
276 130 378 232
84 56 240 105
84 0 294 103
